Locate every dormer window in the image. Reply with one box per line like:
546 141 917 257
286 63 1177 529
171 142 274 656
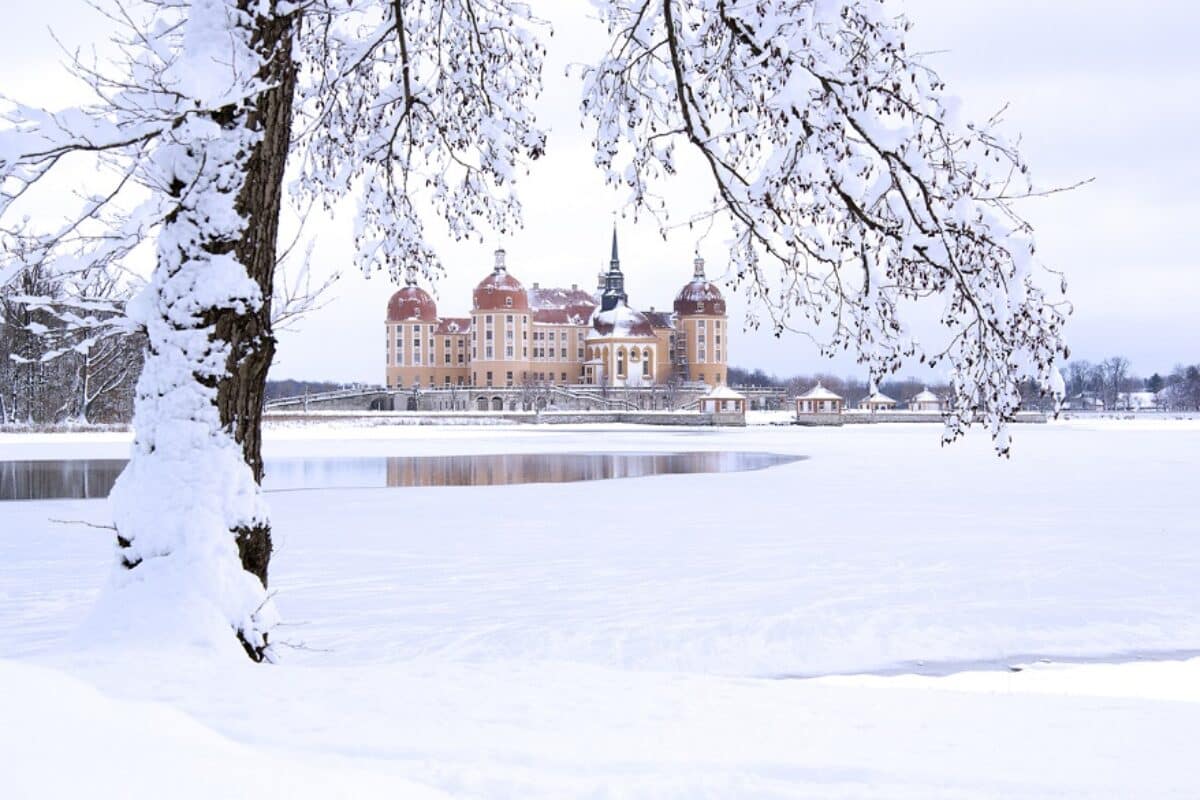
505 296 512 308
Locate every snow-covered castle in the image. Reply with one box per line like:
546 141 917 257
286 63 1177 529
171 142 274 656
384 231 728 390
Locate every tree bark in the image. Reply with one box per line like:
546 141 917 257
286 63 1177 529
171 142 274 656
213 5 299 588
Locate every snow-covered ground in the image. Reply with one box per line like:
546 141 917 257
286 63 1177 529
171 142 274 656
2 419 1198 798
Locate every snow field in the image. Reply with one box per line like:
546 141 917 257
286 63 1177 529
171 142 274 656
1 419 1198 797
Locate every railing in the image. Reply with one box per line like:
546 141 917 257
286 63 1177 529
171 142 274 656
265 386 384 407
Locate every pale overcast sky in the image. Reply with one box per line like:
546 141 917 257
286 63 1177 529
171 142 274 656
3 1 1197 382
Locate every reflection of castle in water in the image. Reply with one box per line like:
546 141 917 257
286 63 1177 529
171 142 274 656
384 452 799 488
0 452 804 500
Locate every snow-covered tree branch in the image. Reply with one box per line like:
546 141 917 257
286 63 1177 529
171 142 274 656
581 0 1070 452
294 0 549 283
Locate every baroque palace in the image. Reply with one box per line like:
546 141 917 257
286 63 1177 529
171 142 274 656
384 230 729 391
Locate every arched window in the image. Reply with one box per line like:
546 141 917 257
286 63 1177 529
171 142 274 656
505 296 513 308
617 348 626 377
642 348 651 376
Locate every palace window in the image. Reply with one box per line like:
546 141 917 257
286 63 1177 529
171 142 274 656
506 314 513 323
486 371 493 386
486 330 493 340
444 353 451 364
698 349 706 363
485 315 493 324
506 371 513 386
485 346 493 359
560 348 567 359
505 297 513 308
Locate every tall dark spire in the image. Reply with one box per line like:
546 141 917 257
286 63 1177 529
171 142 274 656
601 224 627 312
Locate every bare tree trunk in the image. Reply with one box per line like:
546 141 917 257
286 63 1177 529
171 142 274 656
213 7 299 587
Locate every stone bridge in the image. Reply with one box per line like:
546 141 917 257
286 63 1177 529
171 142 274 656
266 384 788 414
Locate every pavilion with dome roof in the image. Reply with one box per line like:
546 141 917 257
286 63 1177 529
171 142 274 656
384 228 728 393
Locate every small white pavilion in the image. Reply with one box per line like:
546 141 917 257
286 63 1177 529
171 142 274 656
858 389 897 412
908 388 943 412
699 384 747 421
795 383 844 416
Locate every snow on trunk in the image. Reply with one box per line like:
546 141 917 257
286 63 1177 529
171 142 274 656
93 1 279 661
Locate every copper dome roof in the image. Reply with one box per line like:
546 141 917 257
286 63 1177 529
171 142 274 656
472 248 529 312
386 286 437 322
674 256 725 316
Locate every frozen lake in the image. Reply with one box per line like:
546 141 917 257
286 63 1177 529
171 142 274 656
0 450 802 501
2 419 1198 798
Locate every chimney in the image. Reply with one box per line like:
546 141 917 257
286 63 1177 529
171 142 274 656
532 282 540 289
571 283 577 291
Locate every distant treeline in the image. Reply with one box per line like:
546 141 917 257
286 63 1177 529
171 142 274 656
727 366 956 408
728 359 1200 412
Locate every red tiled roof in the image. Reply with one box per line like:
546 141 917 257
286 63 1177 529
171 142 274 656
435 317 472 335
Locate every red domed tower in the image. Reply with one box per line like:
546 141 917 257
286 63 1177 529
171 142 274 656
386 270 438 324
469 248 532 388
384 265 471 391
673 257 728 386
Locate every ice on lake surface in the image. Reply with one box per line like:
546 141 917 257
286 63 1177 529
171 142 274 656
0 450 802 501
3 419 1200 798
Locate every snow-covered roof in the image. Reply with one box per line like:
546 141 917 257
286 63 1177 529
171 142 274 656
641 310 675 330
529 285 596 311
797 383 842 401
911 388 939 403
704 384 745 400
435 317 471 335
591 303 655 338
861 391 896 405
